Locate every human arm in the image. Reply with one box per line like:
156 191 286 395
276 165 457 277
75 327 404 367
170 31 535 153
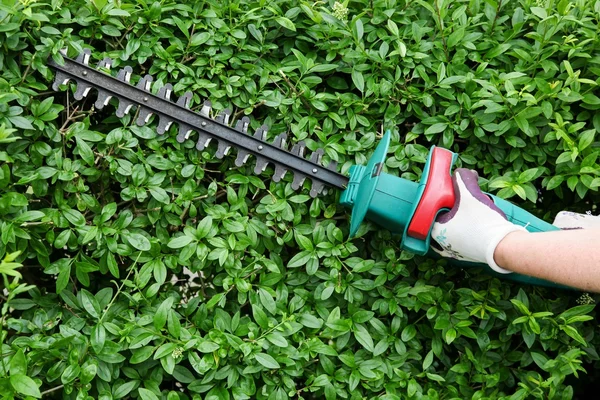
431 169 600 292
495 229 600 292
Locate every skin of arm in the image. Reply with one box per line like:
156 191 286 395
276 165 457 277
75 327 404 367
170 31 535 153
494 229 600 292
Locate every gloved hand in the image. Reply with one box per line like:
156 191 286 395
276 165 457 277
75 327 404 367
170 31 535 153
553 211 600 229
430 168 528 274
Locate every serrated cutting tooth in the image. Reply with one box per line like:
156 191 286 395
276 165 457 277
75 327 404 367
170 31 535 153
115 97 134 117
157 83 173 101
177 91 192 108
309 148 324 164
94 90 112 109
136 107 153 126
116 66 133 83
135 74 153 92
235 116 250 133
235 150 251 167
215 141 232 159
291 141 307 157
292 172 307 190
233 117 252 166
73 81 92 100
75 48 91 65
271 135 289 181
307 148 325 197
157 115 173 135
52 71 72 91
200 100 212 117
253 125 268 140
272 133 287 150
195 132 213 151
96 57 112 70
253 157 269 175
309 180 325 198
176 123 193 143
273 163 288 182
215 108 231 125
251 125 270 173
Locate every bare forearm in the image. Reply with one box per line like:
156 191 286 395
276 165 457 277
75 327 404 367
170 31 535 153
494 229 600 292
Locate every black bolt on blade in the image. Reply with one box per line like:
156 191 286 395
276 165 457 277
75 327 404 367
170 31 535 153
48 51 349 197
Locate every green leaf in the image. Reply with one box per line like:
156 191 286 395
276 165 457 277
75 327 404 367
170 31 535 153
154 297 174 330
445 328 457 344
425 123 448 135
254 353 280 369
401 324 417 342
91 323 106 353
63 209 85 227
258 288 277 314
168 235 194 249
123 232 151 251
114 381 138 399
10 374 41 398
138 388 159 400
423 349 434 370
351 69 364 93
154 343 178 359
275 17 296 31
288 251 312 268
354 324 374 352
76 137 95 166
266 332 288 347
579 130 595 151
81 289 101 318
190 32 210 46
300 313 323 329
198 340 220 353
131 347 155 364
9 349 27 376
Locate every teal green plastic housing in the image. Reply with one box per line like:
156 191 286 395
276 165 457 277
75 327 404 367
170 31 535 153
339 130 566 289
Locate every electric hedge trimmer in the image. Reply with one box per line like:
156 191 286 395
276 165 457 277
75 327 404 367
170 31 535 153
48 49 563 289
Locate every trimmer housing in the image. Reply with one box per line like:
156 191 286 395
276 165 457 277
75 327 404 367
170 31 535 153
340 130 564 289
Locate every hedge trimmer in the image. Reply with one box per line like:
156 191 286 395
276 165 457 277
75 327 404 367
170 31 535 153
49 49 563 289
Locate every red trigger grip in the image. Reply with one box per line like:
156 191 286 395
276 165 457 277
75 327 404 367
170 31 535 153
407 148 456 240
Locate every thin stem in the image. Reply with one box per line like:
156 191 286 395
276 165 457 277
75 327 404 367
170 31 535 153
99 252 142 324
278 70 311 110
41 385 64 396
433 0 449 61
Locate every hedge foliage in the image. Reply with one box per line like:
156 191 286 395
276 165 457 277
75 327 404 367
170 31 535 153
1 0 600 399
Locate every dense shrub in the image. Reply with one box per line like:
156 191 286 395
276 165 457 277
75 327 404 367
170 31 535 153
1 0 600 399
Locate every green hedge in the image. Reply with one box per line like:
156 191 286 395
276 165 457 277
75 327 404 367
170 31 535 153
1 0 599 399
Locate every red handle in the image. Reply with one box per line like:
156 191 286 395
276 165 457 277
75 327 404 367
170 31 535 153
407 148 456 240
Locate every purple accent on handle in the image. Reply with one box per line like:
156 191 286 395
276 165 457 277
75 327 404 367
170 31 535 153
436 169 507 224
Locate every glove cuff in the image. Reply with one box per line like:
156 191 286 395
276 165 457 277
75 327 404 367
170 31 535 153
485 226 529 274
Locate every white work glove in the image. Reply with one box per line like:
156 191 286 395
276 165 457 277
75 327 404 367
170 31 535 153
553 211 600 229
430 169 528 274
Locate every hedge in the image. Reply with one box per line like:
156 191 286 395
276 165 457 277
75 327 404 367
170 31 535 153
1 0 599 399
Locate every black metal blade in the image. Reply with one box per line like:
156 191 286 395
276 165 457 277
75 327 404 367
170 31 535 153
48 50 349 197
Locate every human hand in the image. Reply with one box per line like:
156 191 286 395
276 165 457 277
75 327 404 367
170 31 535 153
430 168 528 273
553 210 600 229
